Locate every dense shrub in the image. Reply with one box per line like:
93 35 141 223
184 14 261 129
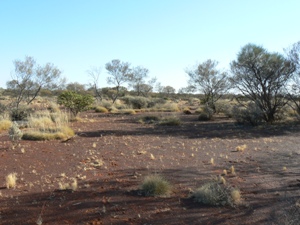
10 107 30 121
197 105 214 121
121 96 150 109
57 91 94 117
232 103 263 126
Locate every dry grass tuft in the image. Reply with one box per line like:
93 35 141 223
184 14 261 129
0 119 12 132
192 181 241 206
22 109 74 141
6 173 17 189
141 174 172 197
236 144 247 152
95 106 109 113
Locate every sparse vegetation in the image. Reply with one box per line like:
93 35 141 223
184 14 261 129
192 181 241 206
141 174 172 197
6 173 17 189
159 116 181 126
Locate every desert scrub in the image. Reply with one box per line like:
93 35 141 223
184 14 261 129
6 173 17 189
197 105 214 121
9 122 23 143
121 96 151 109
22 110 74 141
0 119 12 132
151 102 180 112
159 116 181 126
110 108 136 115
95 106 109 113
191 181 241 206
57 91 94 117
141 174 172 197
183 107 192 114
139 115 160 124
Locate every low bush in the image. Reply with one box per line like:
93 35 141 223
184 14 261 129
191 181 241 206
159 116 181 126
232 103 263 126
8 122 23 143
139 115 160 124
141 174 172 197
197 105 214 121
95 106 109 113
121 96 150 109
57 91 94 117
183 107 192 114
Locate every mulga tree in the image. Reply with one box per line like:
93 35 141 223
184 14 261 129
186 59 230 112
231 43 296 123
105 59 131 103
286 41 300 115
6 56 63 110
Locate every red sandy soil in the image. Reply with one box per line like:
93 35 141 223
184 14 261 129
0 112 299 225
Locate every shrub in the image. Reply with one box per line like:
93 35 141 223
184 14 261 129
9 122 23 143
121 96 150 109
159 116 181 126
192 181 240 206
215 100 233 115
141 174 172 197
152 102 180 112
232 103 263 126
57 91 94 117
198 105 214 121
10 106 30 121
183 107 192 114
95 106 109 113
139 115 160 124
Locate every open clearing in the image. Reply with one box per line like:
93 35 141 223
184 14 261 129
0 112 300 225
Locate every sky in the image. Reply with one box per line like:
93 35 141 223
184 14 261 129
1 0 300 92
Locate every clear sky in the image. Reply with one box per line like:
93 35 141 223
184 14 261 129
1 0 300 91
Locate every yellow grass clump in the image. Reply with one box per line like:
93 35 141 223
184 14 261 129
22 109 74 141
236 144 247 152
6 173 17 189
0 119 12 132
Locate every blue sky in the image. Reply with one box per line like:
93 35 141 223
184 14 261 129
1 0 300 91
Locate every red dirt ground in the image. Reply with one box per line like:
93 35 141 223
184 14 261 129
0 112 300 225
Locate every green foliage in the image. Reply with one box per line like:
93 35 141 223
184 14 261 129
141 174 172 197
231 44 296 123
57 91 94 117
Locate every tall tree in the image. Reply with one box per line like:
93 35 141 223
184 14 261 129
186 59 230 112
286 41 300 115
105 59 131 103
6 56 62 110
231 44 296 123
